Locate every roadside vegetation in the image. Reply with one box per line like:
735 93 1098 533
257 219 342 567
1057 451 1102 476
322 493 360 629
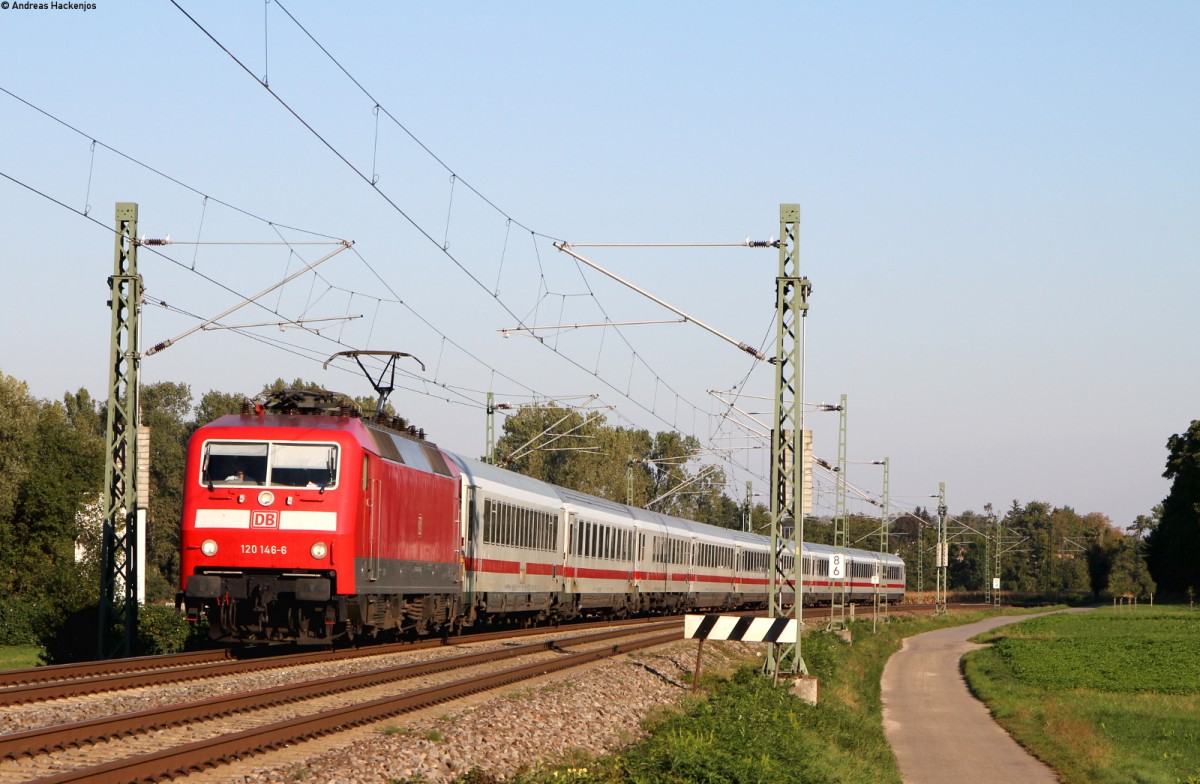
509 608 1030 784
964 606 1200 784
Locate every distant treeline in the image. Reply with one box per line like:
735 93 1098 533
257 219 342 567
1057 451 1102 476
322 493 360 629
0 370 1191 649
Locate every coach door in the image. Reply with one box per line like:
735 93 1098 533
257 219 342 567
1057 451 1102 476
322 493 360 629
565 512 580 592
687 538 697 594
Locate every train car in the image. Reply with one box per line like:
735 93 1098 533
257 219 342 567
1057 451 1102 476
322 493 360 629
178 385 905 644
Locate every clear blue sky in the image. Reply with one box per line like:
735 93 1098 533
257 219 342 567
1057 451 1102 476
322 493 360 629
2 1 1196 528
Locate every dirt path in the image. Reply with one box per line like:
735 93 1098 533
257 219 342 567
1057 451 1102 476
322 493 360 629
881 613 1064 784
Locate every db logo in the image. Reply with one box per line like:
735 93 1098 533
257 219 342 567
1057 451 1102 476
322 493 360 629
251 510 280 529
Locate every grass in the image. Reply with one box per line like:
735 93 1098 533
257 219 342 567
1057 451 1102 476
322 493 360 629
502 608 1025 784
964 606 1200 784
0 645 43 670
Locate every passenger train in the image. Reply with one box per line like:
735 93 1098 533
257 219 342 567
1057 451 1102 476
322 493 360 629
178 385 905 644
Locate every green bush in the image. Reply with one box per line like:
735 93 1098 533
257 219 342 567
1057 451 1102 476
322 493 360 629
37 603 105 664
36 602 207 663
0 595 46 646
137 604 195 655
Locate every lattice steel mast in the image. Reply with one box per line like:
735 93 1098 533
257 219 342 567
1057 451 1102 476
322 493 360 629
935 482 948 614
98 202 142 658
768 204 810 678
829 393 849 630
879 456 890 620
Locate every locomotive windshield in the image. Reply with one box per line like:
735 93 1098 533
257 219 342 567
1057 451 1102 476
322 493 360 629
202 441 339 489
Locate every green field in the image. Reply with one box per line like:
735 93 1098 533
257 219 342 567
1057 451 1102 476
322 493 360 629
964 606 1200 784
0 645 42 670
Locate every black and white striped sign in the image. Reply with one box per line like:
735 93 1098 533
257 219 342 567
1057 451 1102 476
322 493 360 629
684 614 799 643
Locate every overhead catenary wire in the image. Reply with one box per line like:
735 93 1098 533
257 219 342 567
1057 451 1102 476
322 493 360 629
6 9 828 509
0 88 580 416
167 1 768 490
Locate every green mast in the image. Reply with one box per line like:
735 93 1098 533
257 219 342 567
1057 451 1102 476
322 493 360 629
98 202 142 658
768 204 810 678
935 482 948 615
829 393 849 630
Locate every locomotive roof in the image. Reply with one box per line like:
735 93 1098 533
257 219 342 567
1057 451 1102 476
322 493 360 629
200 413 373 437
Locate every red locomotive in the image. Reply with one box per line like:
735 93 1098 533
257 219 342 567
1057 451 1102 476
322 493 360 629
178 353 905 644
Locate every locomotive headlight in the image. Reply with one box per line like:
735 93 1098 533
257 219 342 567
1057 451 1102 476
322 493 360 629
258 490 275 506
201 539 218 557
310 542 328 560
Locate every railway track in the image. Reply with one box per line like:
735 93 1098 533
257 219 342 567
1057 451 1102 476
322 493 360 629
0 615 674 707
0 621 683 784
0 603 952 783
0 604 936 708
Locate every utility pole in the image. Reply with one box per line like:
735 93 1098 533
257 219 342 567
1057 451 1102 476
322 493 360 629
993 513 1003 607
935 482 948 615
484 392 512 465
828 393 849 631
917 520 924 596
485 392 497 465
879 456 890 621
768 204 810 679
99 202 142 658
743 480 753 532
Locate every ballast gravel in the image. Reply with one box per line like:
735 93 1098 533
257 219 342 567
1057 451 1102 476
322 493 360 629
194 640 757 784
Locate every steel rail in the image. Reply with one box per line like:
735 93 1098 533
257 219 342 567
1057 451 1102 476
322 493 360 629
0 649 230 689
0 622 679 760
0 614 677 707
28 629 682 784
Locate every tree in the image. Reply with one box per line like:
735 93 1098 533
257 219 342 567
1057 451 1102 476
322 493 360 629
140 381 193 600
191 389 247 434
1107 530 1157 600
0 375 103 644
1146 420 1200 596
493 403 741 525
